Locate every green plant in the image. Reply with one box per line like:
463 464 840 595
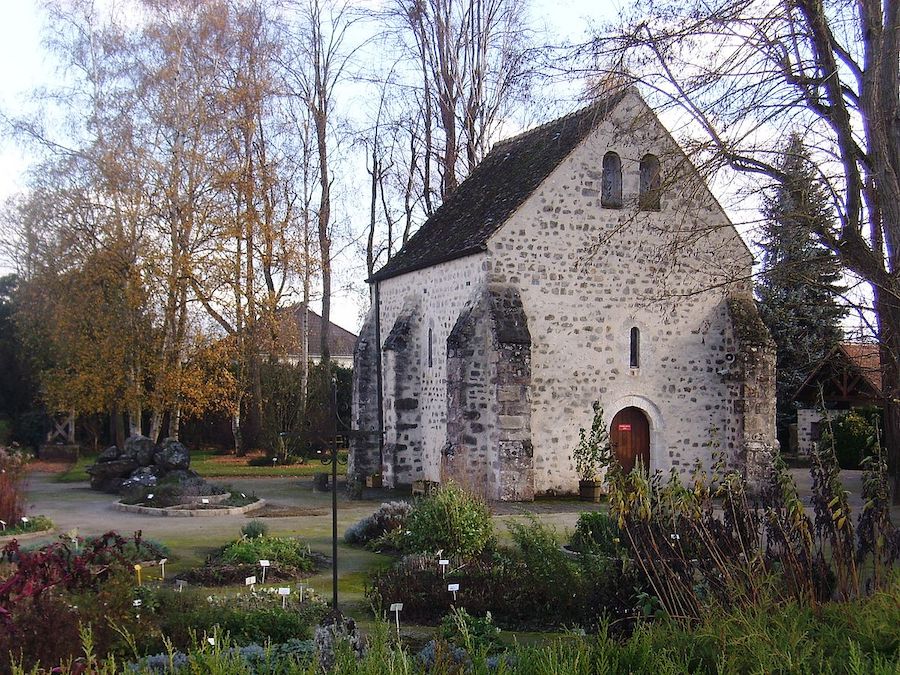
217 535 314 571
439 607 503 656
573 401 612 480
570 511 622 557
344 501 412 549
829 408 880 469
405 481 493 557
240 520 268 539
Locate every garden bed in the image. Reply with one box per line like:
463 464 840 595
114 496 265 517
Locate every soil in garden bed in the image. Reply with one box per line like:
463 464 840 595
250 504 327 518
181 557 329 586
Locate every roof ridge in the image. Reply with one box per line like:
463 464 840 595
489 88 631 154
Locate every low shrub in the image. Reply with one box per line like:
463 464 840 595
241 520 269 539
569 511 623 557
183 561 311 586
22 578 900 673
217 536 314 571
405 482 493 557
367 543 639 630
344 501 412 550
439 607 504 656
139 587 327 653
1 514 53 536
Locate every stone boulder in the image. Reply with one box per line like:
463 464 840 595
154 438 191 471
86 458 138 493
123 435 156 466
97 445 121 463
121 465 163 492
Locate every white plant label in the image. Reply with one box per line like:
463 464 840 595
278 587 290 595
241 493 246 499
245 575 257 586
159 558 168 579
448 582 460 601
259 559 270 567
133 599 142 607
207 637 215 646
201 498 210 504
390 602 403 634
0 520 6 530
439 559 449 566
20 517 28 523
147 494 154 500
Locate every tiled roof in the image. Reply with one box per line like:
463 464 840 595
272 304 358 358
369 89 630 282
840 342 882 393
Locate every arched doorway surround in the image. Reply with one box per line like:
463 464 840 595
605 395 665 474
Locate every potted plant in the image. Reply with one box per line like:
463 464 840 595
573 401 612 502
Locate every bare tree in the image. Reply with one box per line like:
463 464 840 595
590 0 900 496
388 0 536 203
282 0 359 369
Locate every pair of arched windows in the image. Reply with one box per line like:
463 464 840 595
601 152 661 211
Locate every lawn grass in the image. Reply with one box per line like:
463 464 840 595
53 449 347 482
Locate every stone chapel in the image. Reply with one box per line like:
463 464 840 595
350 87 776 501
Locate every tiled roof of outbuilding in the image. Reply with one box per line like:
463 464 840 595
369 89 630 282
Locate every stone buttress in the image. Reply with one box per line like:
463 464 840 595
443 285 534 501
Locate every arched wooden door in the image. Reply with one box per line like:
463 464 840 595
610 407 650 473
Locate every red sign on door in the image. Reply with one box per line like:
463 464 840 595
618 423 632 431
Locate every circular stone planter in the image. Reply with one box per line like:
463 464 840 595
114 496 265 517
0 527 55 543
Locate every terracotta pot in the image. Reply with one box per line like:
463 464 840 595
579 479 604 502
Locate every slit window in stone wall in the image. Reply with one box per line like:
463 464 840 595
428 327 433 368
639 154 662 211
601 151 623 208
630 327 640 368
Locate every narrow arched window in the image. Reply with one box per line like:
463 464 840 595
601 151 623 208
428 327 433 368
639 154 661 211
630 327 640 368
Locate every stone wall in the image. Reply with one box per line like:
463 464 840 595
348 307 380 481
444 285 534 500
376 255 487 483
484 91 766 494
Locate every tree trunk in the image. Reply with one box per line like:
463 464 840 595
874 287 900 502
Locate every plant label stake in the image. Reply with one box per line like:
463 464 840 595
278 587 290 608
439 559 449 577
201 498 210 505
0 520 6 531
20 516 28 524
448 583 459 602
159 558 168 579
134 564 142 586
147 493 154 501
175 579 187 592
245 575 256 592
259 559 270 584
390 603 403 637
133 598 141 618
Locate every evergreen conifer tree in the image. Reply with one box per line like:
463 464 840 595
756 135 847 447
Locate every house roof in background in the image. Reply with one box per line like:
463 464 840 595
794 342 882 404
272 304 358 358
368 88 631 283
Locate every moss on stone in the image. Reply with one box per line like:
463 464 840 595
727 295 774 347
